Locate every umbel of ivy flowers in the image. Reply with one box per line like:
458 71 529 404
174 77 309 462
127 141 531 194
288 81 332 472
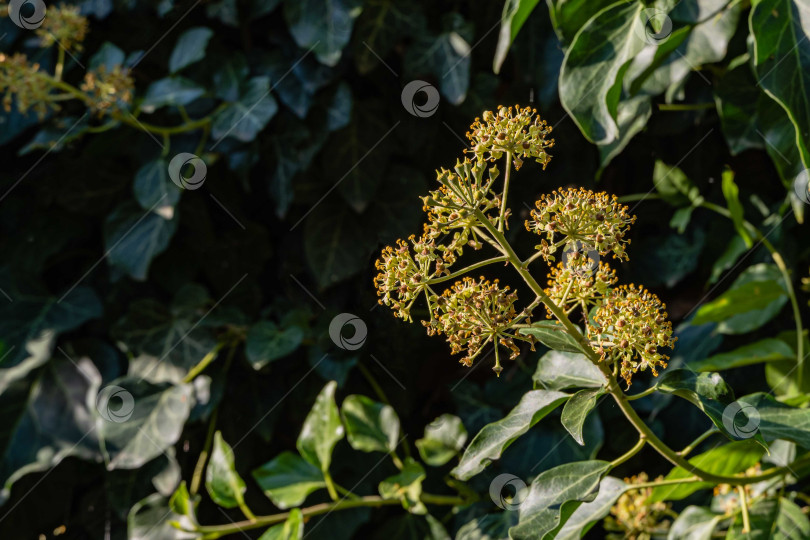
373 105 674 383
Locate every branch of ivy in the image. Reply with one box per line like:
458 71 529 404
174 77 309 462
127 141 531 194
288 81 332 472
184 493 467 538
427 256 509 285
497 151 512 232
189 408 219 497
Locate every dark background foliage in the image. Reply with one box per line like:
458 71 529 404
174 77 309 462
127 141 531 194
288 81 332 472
0 0 808 538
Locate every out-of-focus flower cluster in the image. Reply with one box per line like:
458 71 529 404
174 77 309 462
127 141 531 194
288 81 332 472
544 259 617 316
712 464 762 515
466 105 554 170
81 66 134 113
0 53 53 117
592 285 675 387
36 5 89 52
422 158 501 252
526 188 636 262
424 277 520 373
605 473 672 540
374 234 449 322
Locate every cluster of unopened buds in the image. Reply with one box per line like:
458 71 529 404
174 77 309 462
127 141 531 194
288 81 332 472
374 106 674 383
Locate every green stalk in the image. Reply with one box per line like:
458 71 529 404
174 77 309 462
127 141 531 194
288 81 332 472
498 152 512 232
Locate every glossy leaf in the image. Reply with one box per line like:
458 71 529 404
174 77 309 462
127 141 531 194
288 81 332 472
297 381 345 471
519 321 586 354
259 508 305 540
493 0 541 73
721 168 753 247
726 497 810 539
341 394 400 453
690 338 794 371
666 506 722 540
378 458 426 514
212 77 279 143
560 388 604 446
555 476 625 540
104 201 177 281
133 159 180 217
245 320 305 370
169 27 214 73
737 393 810 447
532 350 604 391
451 390 569 481
415 414 467 467
205 432 248 509
252 451 325 509
284 0 363 67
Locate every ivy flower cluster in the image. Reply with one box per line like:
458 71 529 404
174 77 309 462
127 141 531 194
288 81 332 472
593 285 675 387
543 259 617 316
466 105 554 170
0 53 53 118
36 5 89 53
526 188 636 262
424 277 520 373
605 473 672 540
373 234 448 322
421 158 501 253
81 65 134 113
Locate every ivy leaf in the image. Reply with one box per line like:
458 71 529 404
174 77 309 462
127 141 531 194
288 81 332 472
340 394 400 453
690 338 795 372
546 0 616 44
737 393 810 448
252 451 325 509
721 168 753 247
692 264 788 333
519 321 586 354
554 476 624 540
509 460 611 540
89 42 125 71
168 481 198 530
297 381 344 471
532 350 604 391
169 27 214 73
667 506 723 540
715 62 766 155
415 414 467 467
378 458 426 514
212 77 279 143
104 201 177 281
558 2 644 145
653 160 702 207
127 493 190 540
493 0 541 73
726 497 810 540
352 0 422 74
98 377 194 470
133 159 180 218
259 508 305 540
140 77 206 112
245 320 305 370
648 441 765 502
750 0 810 169
560 388 604 446
284 0 363 67
451 390 569 481
205 432 248 509
456 513 518 540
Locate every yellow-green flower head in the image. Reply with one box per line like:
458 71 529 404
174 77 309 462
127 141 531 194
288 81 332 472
81 65 134 114
0 53 54 118
604 472 671 540
543 260 617 316
425 277 519 371
526 187 636 262
466 105 554 170
422 158 501 254
592 284 675 387
374 234 449 321
37 5 89 53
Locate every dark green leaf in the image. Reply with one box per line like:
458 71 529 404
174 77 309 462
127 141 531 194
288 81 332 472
205 432 248 509
252 451 325 509
169 27 214 73
560 388 604 446
212 77 279 142
133 159 180 215
555 476 625 540
666 506 722 540
653 160 702 206
721 168 753 247
493 0 541 73
737 393 810 448
546 0 616 44
726 498 810 540
451 390 569 481
284 0 363 67
141 77 206 112
532 350 604 391
341 394 400 453
259 508 304 540
104 201 177 281
415 414 467 467
89 42 125 71
245 320 305 370
378 458 426 514
519 321 586 354
297 381 344 471
509 460 611 540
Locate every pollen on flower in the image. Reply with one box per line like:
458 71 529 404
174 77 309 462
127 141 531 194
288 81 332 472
466 105 554 170
543 259 617 317
592 284 676 387
424 276 521 371
526 187 636 262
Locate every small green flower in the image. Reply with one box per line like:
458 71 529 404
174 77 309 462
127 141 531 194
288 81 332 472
604 473 672 540
81 65 134 114
37 5 89 53
543 259 617 316
592 285 675 387
466 105 554 170
0 53 54 118
526 187 636 262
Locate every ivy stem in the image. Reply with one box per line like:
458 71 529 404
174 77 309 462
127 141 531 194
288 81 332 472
498 152 512 232
323 470 340 501
677 428 719 457
738 485 751 532
183 341 228 383
186 494 466 538
189 409 219 496
610 437 646 468
624 386 657 401
657 103 715 111
54 47 66 82
630 476 703 490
